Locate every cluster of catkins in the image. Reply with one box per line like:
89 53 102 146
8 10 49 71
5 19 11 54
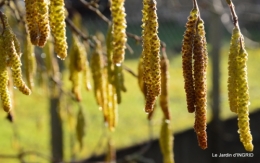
0 0 67 112
182 5 208 149
25 0 67 59
138 47 174 163
90 35 119 131
138 0 174 157
228 26 253 152
69 34 91 102
0 13 31 112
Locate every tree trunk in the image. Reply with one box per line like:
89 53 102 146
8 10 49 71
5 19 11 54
49 83 63 162
208 1 224 162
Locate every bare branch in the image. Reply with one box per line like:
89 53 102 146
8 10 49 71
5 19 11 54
126 32 166 49
78 0 111 24
65 17 95 48
123 65 138 78
225 0 238 27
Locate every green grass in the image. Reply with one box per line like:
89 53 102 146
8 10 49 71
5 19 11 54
0 47 260 162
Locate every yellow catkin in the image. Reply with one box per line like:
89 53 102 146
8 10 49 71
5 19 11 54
1 13 31 95
181 7 198 113
110 0 127 64
193 18 208 150
83 60 92 91
105 76 118 131
90 40 106 109
69 49 81 101
36 0 50 47
69 34 89 101
24 35 36 90
137 57 147 98
228 27 241 113
114 64 126 104
76 107 86 150
142 0 161 113
43 40 59 77
0 38 12 112
106 24 114 84
25 0 39 45
159 119 174 163
25 0 49 47
160 50 171 120
236 38 253 152
49 0 68 59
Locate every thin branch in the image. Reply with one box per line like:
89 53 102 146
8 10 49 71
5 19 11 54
0 151 109 163
126 32 142 44
193 0 198 9
0 11 6 35
225 0 238 27
78 0 110 24
65 17 95 48
126 32 166 49
78 0 166 50
123 65 138 78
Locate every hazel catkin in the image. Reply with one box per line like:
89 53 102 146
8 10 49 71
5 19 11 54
0 38 11 112
2 14 31 95
160 51 171 120
141 0 161 113
227 26 241 113
90 40 106 109
49 0 68 59
181 7 199 113
193 18 208 150
159 119 174 163
236 37 253 152
24 35 36 90
0 12 31 112
110 0 127 64
25 0 50 47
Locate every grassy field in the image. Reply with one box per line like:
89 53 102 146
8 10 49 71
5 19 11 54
0 47 260 163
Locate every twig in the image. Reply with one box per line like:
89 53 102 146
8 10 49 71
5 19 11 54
225 0 238 27
65 18 95 48
0 151 109 163
193 0 198 9
0 11 6 35
126 32 166 49
78 0 110 24
78 0 166 51
123 65 138 78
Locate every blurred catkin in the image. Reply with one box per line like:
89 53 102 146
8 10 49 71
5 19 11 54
24 35 36 90
0 12 31 112
159 119 174 163
160 51 171 120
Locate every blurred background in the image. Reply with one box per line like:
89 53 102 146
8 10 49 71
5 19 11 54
0 0 260 163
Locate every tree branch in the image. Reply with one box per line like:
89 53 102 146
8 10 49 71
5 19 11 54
225 0 238 27
123 65 138 78
78 0 110 24
65 17 95 48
